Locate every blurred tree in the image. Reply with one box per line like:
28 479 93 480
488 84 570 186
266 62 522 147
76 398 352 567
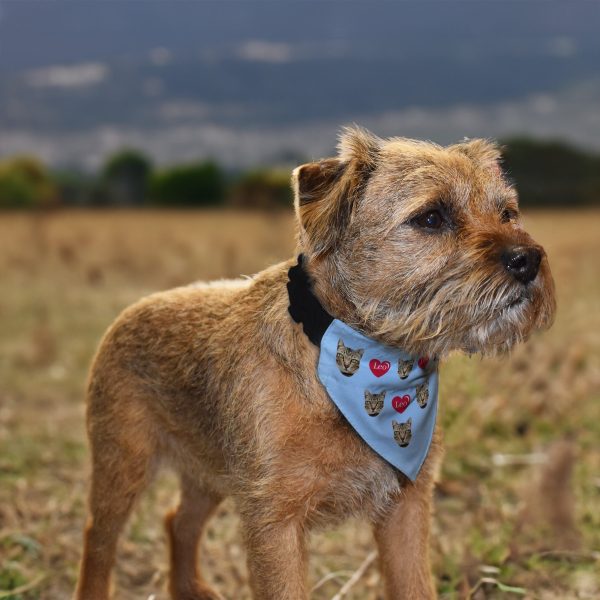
3 139 600 210
102 149 152 206
229 169 293 209
150 161 225 207
0 156 59 208
502 138 600 207
53 170 97 207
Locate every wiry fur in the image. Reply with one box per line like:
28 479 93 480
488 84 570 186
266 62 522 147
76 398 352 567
300 129 555 358
75 126 555 600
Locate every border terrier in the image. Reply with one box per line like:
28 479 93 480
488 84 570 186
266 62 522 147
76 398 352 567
75 127 555 599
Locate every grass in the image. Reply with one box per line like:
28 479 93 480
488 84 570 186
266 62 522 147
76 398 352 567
0 208 598 599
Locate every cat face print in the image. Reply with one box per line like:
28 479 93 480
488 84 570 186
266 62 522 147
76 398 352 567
336 339 364 377
416 383 429 408
392 418 412 447
364 390 385 417
398 359 414 379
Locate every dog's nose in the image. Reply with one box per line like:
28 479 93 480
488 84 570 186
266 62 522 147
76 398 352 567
501 246 542 284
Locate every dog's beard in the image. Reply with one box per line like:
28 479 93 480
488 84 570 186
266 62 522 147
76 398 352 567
461 295 537 355
465 266 556 356
356 266 555 358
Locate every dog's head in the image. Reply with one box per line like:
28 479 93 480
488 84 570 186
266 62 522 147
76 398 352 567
293 126 556 356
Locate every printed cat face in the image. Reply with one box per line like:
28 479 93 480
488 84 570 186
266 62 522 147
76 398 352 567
392 418 412 447
398 359 414 379
336 339 364 377
416 383 429 408
364 390 385 417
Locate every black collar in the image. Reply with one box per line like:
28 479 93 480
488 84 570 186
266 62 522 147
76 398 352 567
287 254 333 346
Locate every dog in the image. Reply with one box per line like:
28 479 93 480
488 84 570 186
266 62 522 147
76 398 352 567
74 126 555 600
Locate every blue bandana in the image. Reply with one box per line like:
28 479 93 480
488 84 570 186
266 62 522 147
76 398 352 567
288 255 438 481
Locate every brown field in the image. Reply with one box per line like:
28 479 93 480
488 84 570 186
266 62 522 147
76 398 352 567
0 209 598 600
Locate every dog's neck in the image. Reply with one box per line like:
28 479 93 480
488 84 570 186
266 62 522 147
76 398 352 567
287 254 439 482
286 255 422 353
287 254 334 346
305 255 361 324
288 254 370 345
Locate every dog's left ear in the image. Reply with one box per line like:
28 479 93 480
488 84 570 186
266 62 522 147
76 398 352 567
292 126 380 256
452 138 503 174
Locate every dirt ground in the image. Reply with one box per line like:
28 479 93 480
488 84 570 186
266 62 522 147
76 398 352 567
0 209 598 599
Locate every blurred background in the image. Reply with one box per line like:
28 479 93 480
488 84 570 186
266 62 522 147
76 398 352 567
0 2 598 599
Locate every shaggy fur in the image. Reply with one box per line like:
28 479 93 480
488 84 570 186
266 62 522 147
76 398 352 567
74 126 555 600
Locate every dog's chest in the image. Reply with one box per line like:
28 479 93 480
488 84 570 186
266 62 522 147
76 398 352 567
276 388 406 523
311 449 404 524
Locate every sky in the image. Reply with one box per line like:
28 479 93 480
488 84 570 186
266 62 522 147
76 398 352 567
0 1 598 169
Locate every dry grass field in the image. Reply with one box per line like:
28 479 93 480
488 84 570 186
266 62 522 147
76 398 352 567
0 209 598 599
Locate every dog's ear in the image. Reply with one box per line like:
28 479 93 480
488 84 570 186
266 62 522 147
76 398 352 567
292 126 380 256
452 138 503 174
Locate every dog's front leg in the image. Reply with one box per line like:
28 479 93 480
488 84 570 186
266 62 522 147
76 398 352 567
243 515 308 600
373 480 436 600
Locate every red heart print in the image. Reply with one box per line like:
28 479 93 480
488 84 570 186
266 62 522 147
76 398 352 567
392 395 411 413
418 356 429 369
369 359 391 377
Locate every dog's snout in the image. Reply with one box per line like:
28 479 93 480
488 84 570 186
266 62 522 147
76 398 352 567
501 246 542 284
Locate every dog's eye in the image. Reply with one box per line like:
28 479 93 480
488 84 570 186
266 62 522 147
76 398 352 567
501 208 518 223
414 210 444 230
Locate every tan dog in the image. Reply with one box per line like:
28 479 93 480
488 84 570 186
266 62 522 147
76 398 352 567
74 127 555 600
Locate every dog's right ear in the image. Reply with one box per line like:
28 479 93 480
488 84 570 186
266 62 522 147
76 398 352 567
292 126 380 257
292 158 348 257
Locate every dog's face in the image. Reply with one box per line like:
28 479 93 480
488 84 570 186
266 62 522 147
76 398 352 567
293 127 556 357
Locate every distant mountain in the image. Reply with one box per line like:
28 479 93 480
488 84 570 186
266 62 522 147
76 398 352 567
0 1 599 169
